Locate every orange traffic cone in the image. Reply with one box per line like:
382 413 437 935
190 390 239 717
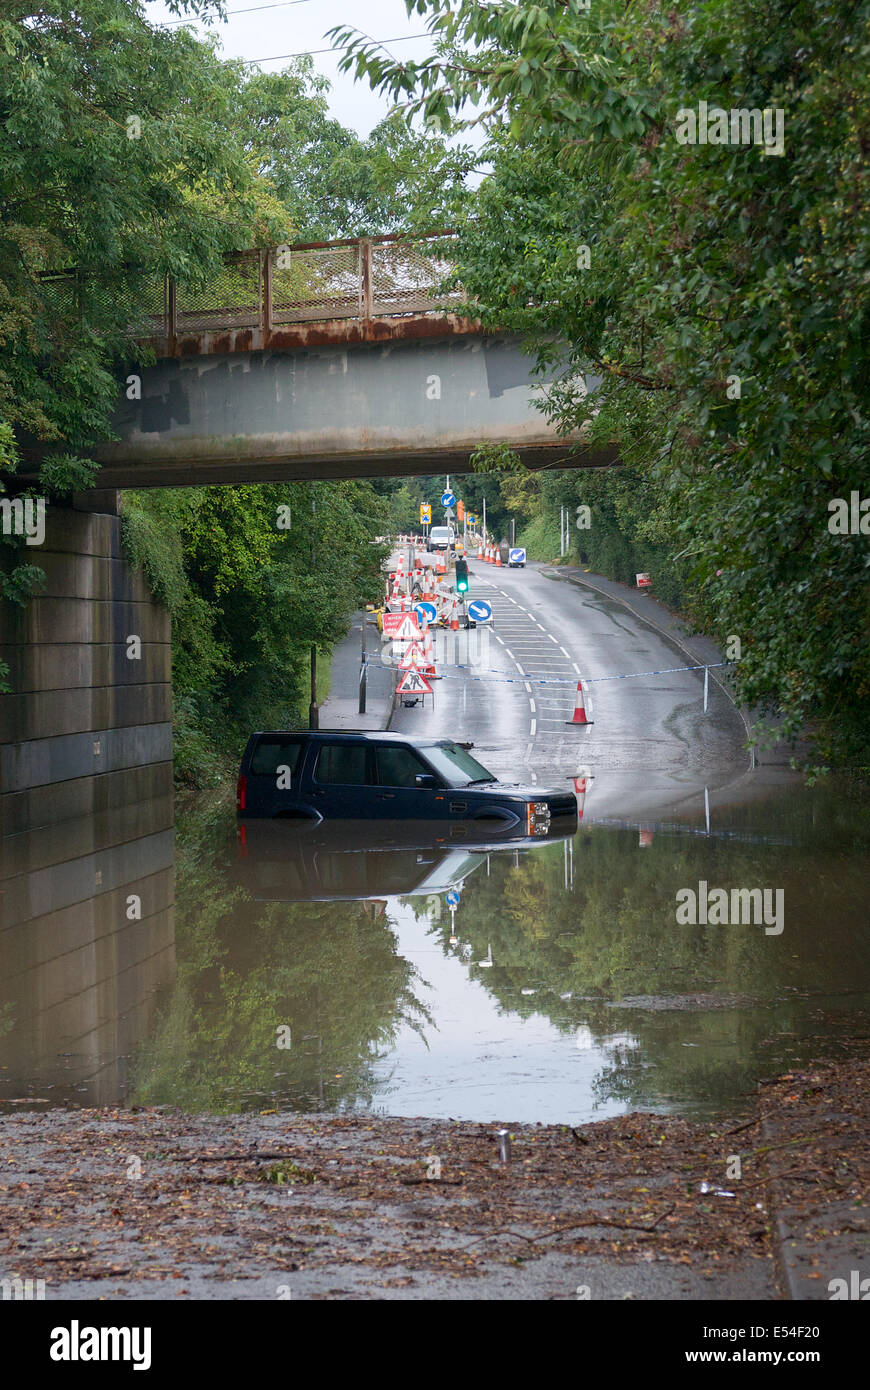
566 681 594 725
450 601 460 631
638 828 654 848
494 546 502 567
478 539 484 559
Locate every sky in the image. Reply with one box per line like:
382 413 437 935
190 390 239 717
148 0 451 139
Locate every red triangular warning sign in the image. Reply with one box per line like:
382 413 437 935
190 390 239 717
393 615 421 641
396 668 433 695
398 642 426 669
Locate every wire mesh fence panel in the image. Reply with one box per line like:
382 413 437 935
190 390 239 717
175 253 262 332
271 243 362 324
38 274 79 332
370 238 462 316
123 272 167 337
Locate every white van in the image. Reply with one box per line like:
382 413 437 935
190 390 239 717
427 526 455 552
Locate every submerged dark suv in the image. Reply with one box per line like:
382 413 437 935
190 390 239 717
236 731 577 839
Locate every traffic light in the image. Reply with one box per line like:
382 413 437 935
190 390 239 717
455 559 469 594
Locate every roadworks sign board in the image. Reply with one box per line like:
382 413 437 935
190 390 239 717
397 668 434 695
382 612 421 640
398 643 427 669
467 598 493 623
414 601 438 626
636 573 652 589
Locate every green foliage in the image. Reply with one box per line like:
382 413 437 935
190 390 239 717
519 509 562 564
130 800 432 1113
121 481 388 784
343 0 870 765
226 70 476 240
1 6 476 772
0 1 289 488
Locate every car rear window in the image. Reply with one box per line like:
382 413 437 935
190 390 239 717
313 742 371 785
249 736 305 778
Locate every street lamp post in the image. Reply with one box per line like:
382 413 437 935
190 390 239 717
309 496 319 729
358 609 367 715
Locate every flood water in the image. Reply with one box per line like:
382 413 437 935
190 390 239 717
2 770 868 1123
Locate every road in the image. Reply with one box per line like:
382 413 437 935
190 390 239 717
384 550 749 820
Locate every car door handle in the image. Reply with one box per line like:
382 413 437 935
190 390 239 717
377 792 396 800
449 802 467 812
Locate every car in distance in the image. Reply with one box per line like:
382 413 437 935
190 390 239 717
236 731 578 838
427 525 455 552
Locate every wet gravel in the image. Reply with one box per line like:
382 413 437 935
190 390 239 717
0 1057 865 1300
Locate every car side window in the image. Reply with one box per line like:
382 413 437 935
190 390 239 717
250 737 305 778
376 745 434 788
313 742 371 786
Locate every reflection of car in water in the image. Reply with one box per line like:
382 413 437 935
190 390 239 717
237 731 578 839
234 819 572 902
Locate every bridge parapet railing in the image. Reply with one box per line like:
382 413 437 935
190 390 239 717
131 231 463 339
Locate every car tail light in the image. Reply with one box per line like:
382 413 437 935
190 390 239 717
526 801 551 836
236 773 247 812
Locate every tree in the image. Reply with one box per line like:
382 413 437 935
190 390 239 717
0 0 289 609
336 0 870 765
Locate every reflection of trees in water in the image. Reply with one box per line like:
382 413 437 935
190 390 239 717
428 782 870 1111
132 802 432 1113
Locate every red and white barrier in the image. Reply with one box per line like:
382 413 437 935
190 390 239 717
566 681 594 725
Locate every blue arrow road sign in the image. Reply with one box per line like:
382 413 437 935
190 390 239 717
414 601 437 626
467 599 493 623
445 889 461 907
509 548 526 564
441 490 456 508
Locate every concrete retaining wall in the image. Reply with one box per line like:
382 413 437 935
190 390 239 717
0 502 176 1105
0 505 172 836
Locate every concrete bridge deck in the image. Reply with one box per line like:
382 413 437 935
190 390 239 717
24 234 614 489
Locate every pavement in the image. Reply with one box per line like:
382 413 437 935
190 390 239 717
317 611 394 731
